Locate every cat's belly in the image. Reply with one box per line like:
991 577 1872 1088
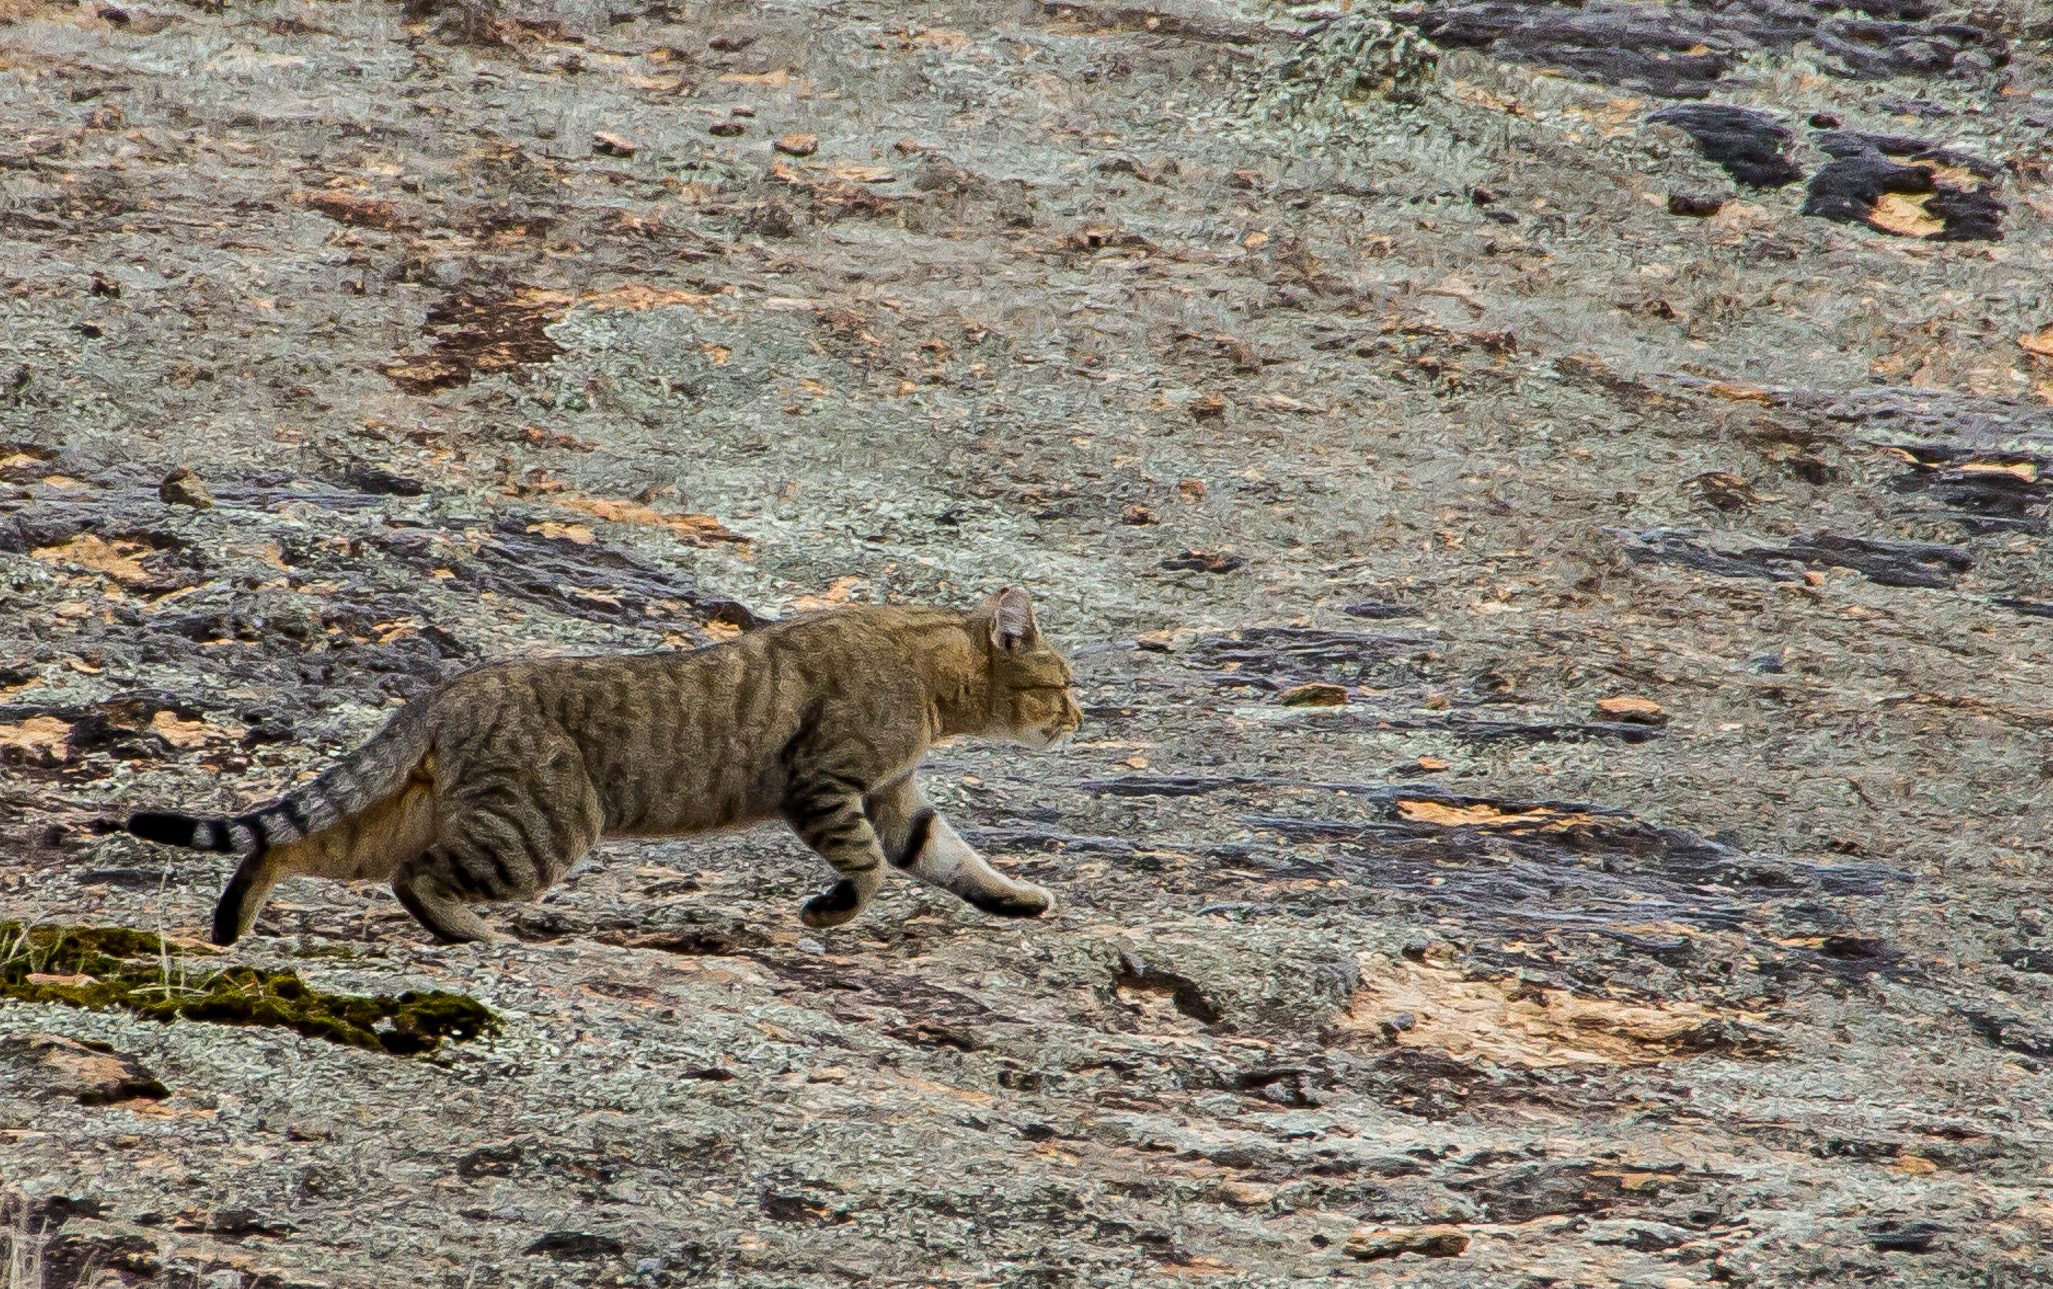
605 795 776 839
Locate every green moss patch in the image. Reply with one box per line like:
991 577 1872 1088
287 942 365 961
1 924 499 1055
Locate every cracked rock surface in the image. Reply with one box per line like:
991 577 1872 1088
4 0 2053 1285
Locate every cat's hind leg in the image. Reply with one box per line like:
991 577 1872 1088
390 860 507 944
395 727 603 944
213 778 438 946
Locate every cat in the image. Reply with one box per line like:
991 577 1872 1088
126 588 1080 945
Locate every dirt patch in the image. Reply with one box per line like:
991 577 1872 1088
29 533 166 585
382 287 573 394
546 494 750 548
292 190 422 233
0 714 73 765
1340 959 1777 1067
581 284 716 313
1802 133 2008 241
0 1032 168 1104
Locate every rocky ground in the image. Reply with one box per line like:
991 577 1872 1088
4 0 2053 1284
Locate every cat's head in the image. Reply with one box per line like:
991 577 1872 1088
976 588 1081 749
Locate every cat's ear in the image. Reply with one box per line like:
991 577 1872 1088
987 587 1040 655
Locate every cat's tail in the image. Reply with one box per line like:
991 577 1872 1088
126 706 439 945
125 706 433 857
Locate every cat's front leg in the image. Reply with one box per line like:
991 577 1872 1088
864 773 1052 918
782 778 890 928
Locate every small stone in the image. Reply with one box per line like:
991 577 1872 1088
1379 1011 1417 1039
1260 1076 1321 1108
709 120 746 137
1808 111 1841 129
1414 756 1450 772
1684 469 1757 511
1160 549 1244 574
1217 1181 1277 1208
1400 937 1432 962
159 465 213 509
1120 503 1158 526
1345 1225 1469 1261
775 132 819 157
1278 682 1349 707
806 1066 849 1083
0 1033 169 1105
342 465 424 497
525 1231 625 1261
746 201 796 239
1865 1219 1947 1253
1667 192 1724 217
1189 394 1227 420
1343 599 1418 619
1594 695 1669 725
592 132 637 157
1176 477 1206 501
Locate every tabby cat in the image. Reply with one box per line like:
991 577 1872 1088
126 589 1081 945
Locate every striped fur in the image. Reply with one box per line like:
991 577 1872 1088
127 589 1080 945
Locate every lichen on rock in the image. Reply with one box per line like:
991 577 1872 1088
0 923 498 1055
1234 12 1440 144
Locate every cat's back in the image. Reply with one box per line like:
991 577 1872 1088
426 603 967 716
741 602 968 668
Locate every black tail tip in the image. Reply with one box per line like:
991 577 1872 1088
211 872 252 946
128 811 199 847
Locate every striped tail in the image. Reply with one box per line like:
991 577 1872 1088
124 709 437 944
126 808 296 857
126 754 386 860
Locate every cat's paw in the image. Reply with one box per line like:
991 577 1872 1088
968 881 1052 918
800 879 866 928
